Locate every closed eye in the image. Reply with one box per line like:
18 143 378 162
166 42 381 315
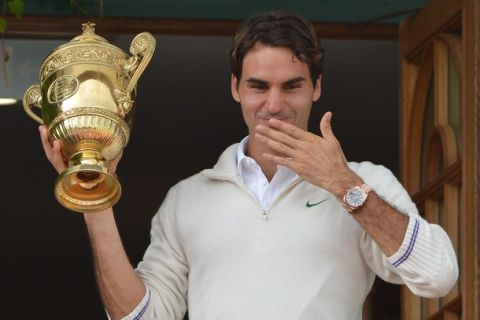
246 78 269 91
283 77 306 91
249 84 268 90
284 83 302 90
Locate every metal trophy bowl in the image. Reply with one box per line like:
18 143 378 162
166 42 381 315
23 23 155 213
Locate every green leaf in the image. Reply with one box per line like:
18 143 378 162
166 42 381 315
0 18 7 33
8 0 25 18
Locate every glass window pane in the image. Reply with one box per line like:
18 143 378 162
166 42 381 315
421 79 435 186
448 53 462 154
439 197 445 226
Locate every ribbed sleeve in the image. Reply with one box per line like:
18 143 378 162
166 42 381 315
106 288 151 320
387 216 458 297
353 161 458 298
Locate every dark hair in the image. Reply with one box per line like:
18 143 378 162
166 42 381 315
229 11 325 84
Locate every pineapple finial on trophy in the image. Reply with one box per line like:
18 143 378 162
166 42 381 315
82 22 96 35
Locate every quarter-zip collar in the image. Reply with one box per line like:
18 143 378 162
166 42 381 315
200 144 240 181
236 137 299 210
201 142 302 213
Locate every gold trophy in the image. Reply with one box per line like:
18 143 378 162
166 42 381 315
23 23 155 213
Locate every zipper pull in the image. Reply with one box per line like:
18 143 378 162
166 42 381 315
262 211 268 221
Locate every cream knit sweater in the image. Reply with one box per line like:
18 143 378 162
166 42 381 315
125 144 458 320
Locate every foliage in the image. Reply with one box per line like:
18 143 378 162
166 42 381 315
0 0 24 32
1 0 102 87
0 0 103 32
7 0 24 18
0 18 6 32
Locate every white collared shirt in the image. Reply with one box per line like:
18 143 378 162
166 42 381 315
236 136 298 211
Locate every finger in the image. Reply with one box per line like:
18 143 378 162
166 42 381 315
262 152 295 169
318 112 347 163
255 124 298 148
319 111 335 140
255 132 294 157
39 126 53 159
267 118 309 140
51 140 67 172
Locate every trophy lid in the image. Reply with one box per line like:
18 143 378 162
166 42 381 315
70 22 109 44
39 22 128 82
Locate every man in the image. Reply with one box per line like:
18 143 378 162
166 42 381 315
39 11 458 320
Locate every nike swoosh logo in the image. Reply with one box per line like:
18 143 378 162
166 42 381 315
306 199 329 208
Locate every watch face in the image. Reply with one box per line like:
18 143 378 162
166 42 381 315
346 187 365 207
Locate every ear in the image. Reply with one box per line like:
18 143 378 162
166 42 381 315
231 74 240 102
313 76 321 102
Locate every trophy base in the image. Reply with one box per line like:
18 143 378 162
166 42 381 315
55 164 121 213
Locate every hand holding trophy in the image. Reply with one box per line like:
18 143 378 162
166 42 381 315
23 23 155 213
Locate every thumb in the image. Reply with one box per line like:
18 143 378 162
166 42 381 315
319 111 335 139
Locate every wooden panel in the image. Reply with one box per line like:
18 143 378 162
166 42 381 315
424 126 458 182
3 15 398 39
412 160 461 205
436 34 463 83
402 285 421 320
444 183 460 302
439 125 458 166
461 0 480 318
406 49 433 193
4 16 240 37
400 0 462 58
400 0 475 319
425 199 442 317
434 39 449 125
426 296 462 319
399 59 419 184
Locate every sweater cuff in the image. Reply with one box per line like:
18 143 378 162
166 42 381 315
387 216 443 275
389 216 419 267
106 287 151 320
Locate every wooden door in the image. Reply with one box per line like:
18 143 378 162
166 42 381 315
399 0 479 319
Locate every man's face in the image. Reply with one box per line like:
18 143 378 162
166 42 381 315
231 43 321 136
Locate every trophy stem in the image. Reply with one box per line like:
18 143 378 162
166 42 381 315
54 148 121 213
69 149 107 188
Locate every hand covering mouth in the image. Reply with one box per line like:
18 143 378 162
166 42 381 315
256 114 294 121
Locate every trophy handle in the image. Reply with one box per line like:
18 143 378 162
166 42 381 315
125 32 156 96
23 84 44 125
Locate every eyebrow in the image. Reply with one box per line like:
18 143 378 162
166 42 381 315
283 77 307 86
245 77 268 86
245 76 307 86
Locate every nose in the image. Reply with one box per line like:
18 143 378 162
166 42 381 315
264 88 285 114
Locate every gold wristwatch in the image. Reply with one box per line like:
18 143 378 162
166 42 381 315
342 183 371 212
